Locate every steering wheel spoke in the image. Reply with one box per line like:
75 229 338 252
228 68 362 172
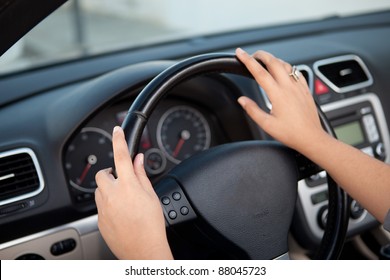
155 177 197 226
295 152 324 180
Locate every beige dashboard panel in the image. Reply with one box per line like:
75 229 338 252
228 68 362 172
0 229 82 260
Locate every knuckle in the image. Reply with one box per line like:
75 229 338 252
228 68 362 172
95 170 103 182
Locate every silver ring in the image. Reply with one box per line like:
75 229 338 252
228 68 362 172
289 66 300 81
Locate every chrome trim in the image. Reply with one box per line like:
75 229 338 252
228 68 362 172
298 64 314 93
298 93 390 240
0 214 99 250
313 54 374 93
0 148 45 206
261 64 313 110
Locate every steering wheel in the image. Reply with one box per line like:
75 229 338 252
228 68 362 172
121 53 349 259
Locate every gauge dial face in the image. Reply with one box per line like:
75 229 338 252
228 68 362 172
144 148 167 175
157 106 211 164
64 127 113 193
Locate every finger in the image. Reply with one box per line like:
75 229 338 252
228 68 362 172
252 51 290 84
133 153 154 193
94 187 102 208
112 126 135 182
278 58 292 73
238 96 274 133
95 168 116 190
236 48 277 94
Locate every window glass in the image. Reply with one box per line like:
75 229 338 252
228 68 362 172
1 0 389 75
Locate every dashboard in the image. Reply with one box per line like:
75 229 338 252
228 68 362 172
1 10 390 259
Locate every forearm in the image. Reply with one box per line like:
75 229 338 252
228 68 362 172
300 131 390 223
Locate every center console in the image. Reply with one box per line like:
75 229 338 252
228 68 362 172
298 93 390 241
261 54 390 244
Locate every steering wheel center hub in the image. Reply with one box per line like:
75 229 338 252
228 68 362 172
169 141 298 259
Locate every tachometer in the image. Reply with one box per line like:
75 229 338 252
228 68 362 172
157 106 211 164
64 127 113 193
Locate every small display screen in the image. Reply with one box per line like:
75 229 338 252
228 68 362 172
334 121 365 146
311 191 328 205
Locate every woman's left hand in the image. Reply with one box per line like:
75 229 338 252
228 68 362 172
95 126 173 260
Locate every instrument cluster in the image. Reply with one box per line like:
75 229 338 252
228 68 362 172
63 99 219 205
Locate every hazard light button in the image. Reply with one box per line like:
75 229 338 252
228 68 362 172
315 79 329 95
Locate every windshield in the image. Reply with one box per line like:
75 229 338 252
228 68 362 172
1 0 390 75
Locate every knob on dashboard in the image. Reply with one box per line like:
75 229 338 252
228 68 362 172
350 200 365 219
317 205 328 229
375 142 386 160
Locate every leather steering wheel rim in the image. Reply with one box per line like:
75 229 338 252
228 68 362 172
121 53 349 259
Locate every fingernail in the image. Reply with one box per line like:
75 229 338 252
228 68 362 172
113 126 121 134
236 48 246 55
138 153 144 166
237 97 246 107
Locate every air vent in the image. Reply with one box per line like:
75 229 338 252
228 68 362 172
261 65 313 109
314 55 373 93
0 148 44 206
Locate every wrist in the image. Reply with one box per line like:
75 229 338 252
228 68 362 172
140 241 174 260
295 130 334 159
120 238 173 260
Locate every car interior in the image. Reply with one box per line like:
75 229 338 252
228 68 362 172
0 0 390 260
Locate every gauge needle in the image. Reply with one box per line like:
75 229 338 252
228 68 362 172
172 130 190 158
77 155 97 184
78 163 91 184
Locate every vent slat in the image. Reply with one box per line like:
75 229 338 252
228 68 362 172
0 175 39 190
0 150 42 203
0 162 37 175
0 157 32 168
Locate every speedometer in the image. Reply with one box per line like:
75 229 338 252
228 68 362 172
64 127 113 194
157 106 211 164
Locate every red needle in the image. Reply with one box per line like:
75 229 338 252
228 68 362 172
78 163 92 185
77 154 97 185
172 138 185 158
172 130 190 158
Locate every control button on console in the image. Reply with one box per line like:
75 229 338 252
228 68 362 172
168 210 177 220
172 192 181 201
350 200 365 219
317 206 328 229
180 206 189 215
360 107 372 115
51 238 76 256
161 196 171 205
375 142 386 160
361 146 374 157
363 114 379 143
156 177 197 226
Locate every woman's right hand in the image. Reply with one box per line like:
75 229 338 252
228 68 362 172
236 48 328 154
236 49 390 224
